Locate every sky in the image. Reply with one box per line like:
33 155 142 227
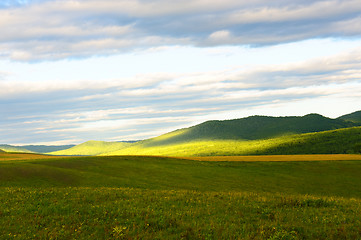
1 0 361 145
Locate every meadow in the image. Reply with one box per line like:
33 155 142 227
51 127 361 157
1 152 361 239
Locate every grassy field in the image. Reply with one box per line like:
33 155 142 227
101 127 361 157
1 153 361 239
50 127 361 157
182 154 361 162
51 141 132 156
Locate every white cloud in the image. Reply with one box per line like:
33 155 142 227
1 0 361 60
2 45 361 144
2 46 361 99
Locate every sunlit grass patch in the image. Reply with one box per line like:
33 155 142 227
101 127 361 157
1 187 361 239
0 152 62 161
182 154 361 162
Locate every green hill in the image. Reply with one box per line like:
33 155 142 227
50 140 133 156
21 145 75 153
104 127 361 156
49 112 361 156
338 110 361 123
140 114 358 147
0 144 74 154
0 144 34 153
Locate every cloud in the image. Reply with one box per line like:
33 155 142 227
1 0 361 60
1 47 361 144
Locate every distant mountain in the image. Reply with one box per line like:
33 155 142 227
338 110 361 123
0 144 34 153
22 145 75 153
0 144 75 154
50 140 133 156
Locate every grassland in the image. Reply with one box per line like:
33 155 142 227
1 152 361 239
0 152 62 161
141 113 358 144
100 127 361 157
339 110 361 123
2 187 361 240
0 144 34 153
182 154 361 162
48 112 361 157
51 140 132 156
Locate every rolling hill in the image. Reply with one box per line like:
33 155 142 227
21 145 75 153
0 144 74 154
103 126 361 156
0 144 34 153
50 140 133 156
50 111 361 156
138 113 358 146
338 110 361 123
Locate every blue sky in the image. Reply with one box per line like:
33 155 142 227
1 0 361 145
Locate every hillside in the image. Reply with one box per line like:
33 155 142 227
140 114 358 147
0 144 34 153
22 145 75 153
104 127 361 156
338 110 361 123
0 144 74 154
50 140 133 156
49 112 361 156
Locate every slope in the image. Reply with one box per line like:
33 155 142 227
22 145 75 153
50 140 133 156
338 110 361 123
0 144 34 153
104 127 361 156
131 113 359 148
48 112 361 156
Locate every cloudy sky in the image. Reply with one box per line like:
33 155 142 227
1 0 361 145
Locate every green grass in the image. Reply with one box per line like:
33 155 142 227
2 154 361 197
2 187 361 240
51 140 132 156
338 110 361 123
145 113 358 144
0 144 34 153
102 127 361 157
50 113 361 157
2 154 361 239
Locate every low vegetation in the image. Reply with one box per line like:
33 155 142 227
2 187 361 240
2 111 361 239
338 110 361 123
21 145 75 153
1 153 361 239
0 144 34 153
142 113 358 145
49 112 361 157
51 140 132 156
100 127 361 157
